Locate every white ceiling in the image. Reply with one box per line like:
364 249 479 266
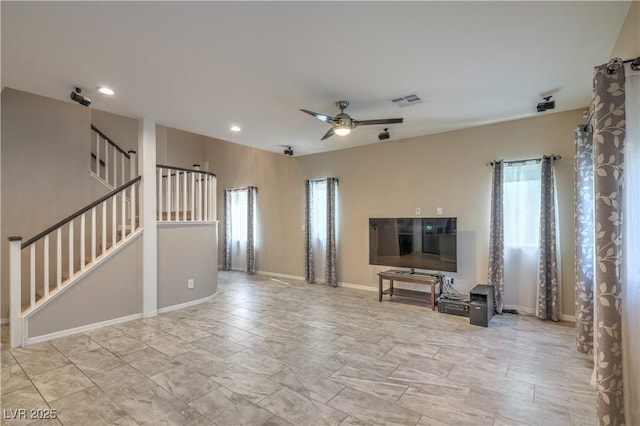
1 1 631 156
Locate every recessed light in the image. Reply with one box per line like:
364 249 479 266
98 87 114 95
230 125 241 132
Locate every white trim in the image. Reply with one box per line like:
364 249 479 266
503 304 536 315
157 220 218 227
23 229 143 319
140 117 157 318
157 292 218 314
255 270 305 281
27 313 142 346
0 317 8 325
339 281 377 292
503 304 575 323
89 170 115 190
142 311 158 319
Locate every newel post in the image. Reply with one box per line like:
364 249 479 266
8 236 23 348
128 150 137 179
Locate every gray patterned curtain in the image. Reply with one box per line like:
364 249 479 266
574 126 595 354
593 62 625 425
304 180 314 282
537 156 559 321
488 161 504 314
223 189 232 271
247 186 257 274
326 177 338 287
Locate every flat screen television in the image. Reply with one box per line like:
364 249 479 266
369 217 457 272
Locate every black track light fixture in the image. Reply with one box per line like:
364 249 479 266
536 96 555 113
70 87 91 107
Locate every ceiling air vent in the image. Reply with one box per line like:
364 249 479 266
390 93 422 107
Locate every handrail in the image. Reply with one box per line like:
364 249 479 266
22 176 141 248
91 152 106 168
156 164 216 177
91 125 131 159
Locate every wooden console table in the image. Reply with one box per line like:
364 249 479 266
378 270 443 311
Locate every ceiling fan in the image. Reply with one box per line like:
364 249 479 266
300 101 403 140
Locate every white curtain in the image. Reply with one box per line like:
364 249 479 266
503 162 541 313
229 189 248 271
309 180 328 282
623 63 640 425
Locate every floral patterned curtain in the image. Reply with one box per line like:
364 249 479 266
247 186 257 274
488 161 504 314
537 156 559 321
593 62 626 425
325 177 338 287
223 189 232 271
574 126 595 354
304 180 314 283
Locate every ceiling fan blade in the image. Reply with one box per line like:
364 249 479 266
355 118 404 126
300 109 334 124
320 128 335 140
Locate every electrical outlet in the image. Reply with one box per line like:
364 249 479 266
436 207 443 216
415 208 421 215
188 279 194 289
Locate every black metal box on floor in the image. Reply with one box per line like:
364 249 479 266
469 284 494 327
437 297 470 317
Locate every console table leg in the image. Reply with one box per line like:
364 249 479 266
431 287 436 311
378 276 383 302
390 280 394 297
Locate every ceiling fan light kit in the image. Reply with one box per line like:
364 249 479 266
300 100 403 140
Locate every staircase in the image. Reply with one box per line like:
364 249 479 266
8 126 217 348
91 125 136 190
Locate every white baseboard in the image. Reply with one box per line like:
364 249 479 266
255 270 305 282
339 282 376 292
503 304 536 315
157 292 218 314
27 313 142 346
560 314 575 322
503 304 575 322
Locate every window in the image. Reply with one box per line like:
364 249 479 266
502 162 542 313
229 189 248 242
309 180 327 243
503 163 541 247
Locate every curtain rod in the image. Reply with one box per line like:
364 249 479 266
582 56 640 131
225 186 257 192
306 178 339 183
606 56 640 74
582 110 595 132
486 155 561 167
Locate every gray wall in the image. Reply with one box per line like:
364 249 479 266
91 109 138 153
203 109 582 317
28 236 142 338
158 223 218 309
1 89 110 319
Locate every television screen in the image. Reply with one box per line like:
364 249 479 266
369 217 457 272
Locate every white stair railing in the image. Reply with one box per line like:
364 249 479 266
8 176 141 348
90 125 137 189
156 164 216 222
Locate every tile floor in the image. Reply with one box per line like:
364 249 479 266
1 272 595 425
